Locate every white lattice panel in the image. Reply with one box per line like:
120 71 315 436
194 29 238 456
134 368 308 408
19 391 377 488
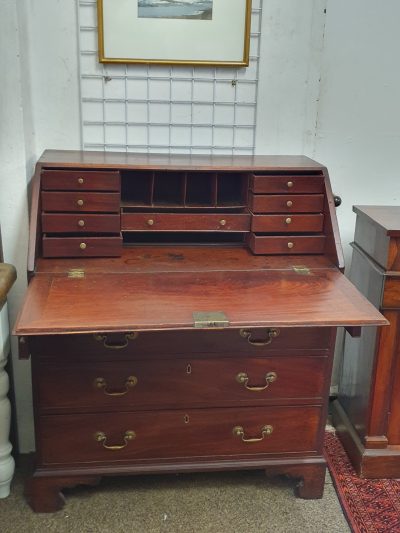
78 0 262 154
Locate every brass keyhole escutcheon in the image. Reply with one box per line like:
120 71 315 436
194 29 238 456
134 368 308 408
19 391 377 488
80 242 87 250
78 219 85 227
286 200 293 208
77 199 84 207
285 217 292 225
78 177 84 184
186 364 192 375
219 219 227 226
287 242 294 249
184 414 190 424
147 219 154 226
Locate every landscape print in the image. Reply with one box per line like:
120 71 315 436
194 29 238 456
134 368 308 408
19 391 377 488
138 0 213 20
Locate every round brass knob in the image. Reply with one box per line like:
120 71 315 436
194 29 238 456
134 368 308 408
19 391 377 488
147 219 154 226
80 242 87 250
78 177 84 184
287 242 294 249
286 200 293 208
77 199 84 207
219 219 227 226
285 217 292 225
78 219 85 227
287 181 294 188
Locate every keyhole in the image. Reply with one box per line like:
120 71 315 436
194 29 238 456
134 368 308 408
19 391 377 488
184 414 190 424
186 364 192 375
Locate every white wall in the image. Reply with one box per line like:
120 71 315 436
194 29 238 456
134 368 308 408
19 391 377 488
1 0 400 451
314 0 400 265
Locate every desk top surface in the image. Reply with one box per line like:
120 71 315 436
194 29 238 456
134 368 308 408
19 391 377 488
15 247 385 335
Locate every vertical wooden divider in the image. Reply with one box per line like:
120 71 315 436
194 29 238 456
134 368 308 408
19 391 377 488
149 171 155 206
211 173 218 207
182 173 188 207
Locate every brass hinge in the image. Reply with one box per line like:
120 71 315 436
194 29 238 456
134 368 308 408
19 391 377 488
292 265 311 275
68 268 85 278
193 311 229 328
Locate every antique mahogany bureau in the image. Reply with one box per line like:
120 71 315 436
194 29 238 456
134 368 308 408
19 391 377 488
333 206 400 478
14 150 385 512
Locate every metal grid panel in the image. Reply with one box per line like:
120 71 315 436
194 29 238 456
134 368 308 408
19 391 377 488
78 0 262 155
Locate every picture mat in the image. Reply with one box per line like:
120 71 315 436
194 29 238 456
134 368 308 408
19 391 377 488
102 0 247 63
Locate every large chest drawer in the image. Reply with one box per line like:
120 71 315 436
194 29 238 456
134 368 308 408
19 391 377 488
35 356 327 412
29 327 334 360
37 405 322 465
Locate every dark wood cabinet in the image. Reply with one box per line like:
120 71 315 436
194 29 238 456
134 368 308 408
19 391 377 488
332 205 400 478
14 151 385 512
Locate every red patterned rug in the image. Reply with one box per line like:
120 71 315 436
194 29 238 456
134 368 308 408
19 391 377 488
324 430 400 533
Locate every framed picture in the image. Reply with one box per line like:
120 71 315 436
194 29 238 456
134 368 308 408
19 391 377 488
97 0 252 66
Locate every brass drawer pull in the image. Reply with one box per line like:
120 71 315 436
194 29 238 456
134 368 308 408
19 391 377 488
93 332 139 350
77 199 84 207
286 200 293 207
78 219 85 227
233 425 273 443
94 430 135 450
239 328 280 346
147 219 155 226
94 375 138 396
285 217 292 225
236 371 277 391
287 181 294 188
78 177 84 184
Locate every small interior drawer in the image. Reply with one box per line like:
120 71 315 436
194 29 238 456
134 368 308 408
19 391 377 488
41 191 120 213
41 213 121 234
249 235 326 255
41 170 120 191
42 234 122 258
251 214 324 233
249 193 324 214
250 175 324 194
37 405 322 464
121 213 251 232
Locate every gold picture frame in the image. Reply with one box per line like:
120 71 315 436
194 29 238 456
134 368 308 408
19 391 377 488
97 0 252 67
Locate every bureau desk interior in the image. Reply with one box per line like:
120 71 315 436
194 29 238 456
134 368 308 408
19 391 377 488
14 150 386 512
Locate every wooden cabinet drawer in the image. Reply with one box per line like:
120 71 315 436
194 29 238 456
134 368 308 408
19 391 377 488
42 234 122 258
251 214 324 233
29 328 334 360
36 356 327 412
42 213 121 234
249 193 324 214
41 170 120 191
250 175 324 194
41 192 120 213
249 235 326 255
37 405 321 465
121 213 250 232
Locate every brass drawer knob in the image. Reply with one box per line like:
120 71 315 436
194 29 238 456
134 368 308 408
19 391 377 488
219 219 227 226
286 200 293 208
94 430 136 451
93 332 139 349
78 177 84 184
78 219 85 227
287 181 294 188
285 217 292 225
236 371 278 392
147 219 155 226
233 425 273 443
94 375 138 396
287 242 294 249
79 242 87 250
239 328 280 346
77 199 84 207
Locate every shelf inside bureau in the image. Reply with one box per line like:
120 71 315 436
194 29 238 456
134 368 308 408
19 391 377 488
121 170 248 209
